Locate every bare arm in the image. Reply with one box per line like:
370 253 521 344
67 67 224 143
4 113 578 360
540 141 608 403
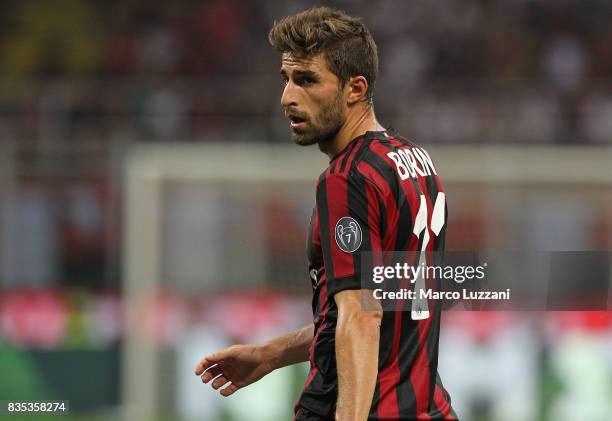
263 324 314 369
334 289 382 421
195 324 313 396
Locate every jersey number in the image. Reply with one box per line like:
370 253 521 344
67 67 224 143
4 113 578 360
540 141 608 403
411 192 445 320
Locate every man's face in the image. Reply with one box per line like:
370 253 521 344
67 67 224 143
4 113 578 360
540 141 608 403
280 52 346 146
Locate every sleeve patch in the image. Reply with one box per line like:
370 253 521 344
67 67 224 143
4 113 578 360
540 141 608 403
334 217 363 253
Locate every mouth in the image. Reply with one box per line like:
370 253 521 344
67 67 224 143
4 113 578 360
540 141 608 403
287 114 308 130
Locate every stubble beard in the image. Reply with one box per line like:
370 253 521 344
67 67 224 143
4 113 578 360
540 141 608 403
291 92 345 147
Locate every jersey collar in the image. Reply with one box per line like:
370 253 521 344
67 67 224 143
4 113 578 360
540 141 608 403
329 127 393 163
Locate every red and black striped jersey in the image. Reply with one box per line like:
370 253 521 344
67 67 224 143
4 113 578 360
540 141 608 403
295 128 458 421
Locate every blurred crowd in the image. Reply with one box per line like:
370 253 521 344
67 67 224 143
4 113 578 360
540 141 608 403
1 0 611 290
1 0 612 153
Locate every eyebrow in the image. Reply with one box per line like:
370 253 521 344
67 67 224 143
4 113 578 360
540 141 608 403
280 69 319 79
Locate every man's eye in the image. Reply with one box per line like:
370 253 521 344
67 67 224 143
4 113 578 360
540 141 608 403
299 77 315 85
281 76 316 86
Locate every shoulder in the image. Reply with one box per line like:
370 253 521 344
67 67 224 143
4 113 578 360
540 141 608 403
316 130 439 193
315 132 398 196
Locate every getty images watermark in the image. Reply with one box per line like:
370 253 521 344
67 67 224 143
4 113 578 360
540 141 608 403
359 251 612 316
371 261 511 302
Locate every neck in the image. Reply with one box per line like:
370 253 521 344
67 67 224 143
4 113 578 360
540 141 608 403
319 102 385 160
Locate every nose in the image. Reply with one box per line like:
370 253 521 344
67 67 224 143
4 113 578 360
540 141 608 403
281 80 298 109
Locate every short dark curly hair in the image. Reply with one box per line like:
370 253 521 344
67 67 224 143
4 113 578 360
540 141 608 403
268 6 379 102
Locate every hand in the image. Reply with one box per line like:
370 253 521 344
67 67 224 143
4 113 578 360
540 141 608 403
194 344 275 397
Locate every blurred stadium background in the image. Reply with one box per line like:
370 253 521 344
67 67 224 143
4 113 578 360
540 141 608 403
0 1 611 420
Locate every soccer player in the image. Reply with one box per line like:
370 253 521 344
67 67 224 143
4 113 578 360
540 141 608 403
195 7 458 421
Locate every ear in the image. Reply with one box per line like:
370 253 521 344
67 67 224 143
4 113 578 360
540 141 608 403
346 76 369 105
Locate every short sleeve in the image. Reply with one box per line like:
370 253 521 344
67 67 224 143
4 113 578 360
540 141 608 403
316 171 383 297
